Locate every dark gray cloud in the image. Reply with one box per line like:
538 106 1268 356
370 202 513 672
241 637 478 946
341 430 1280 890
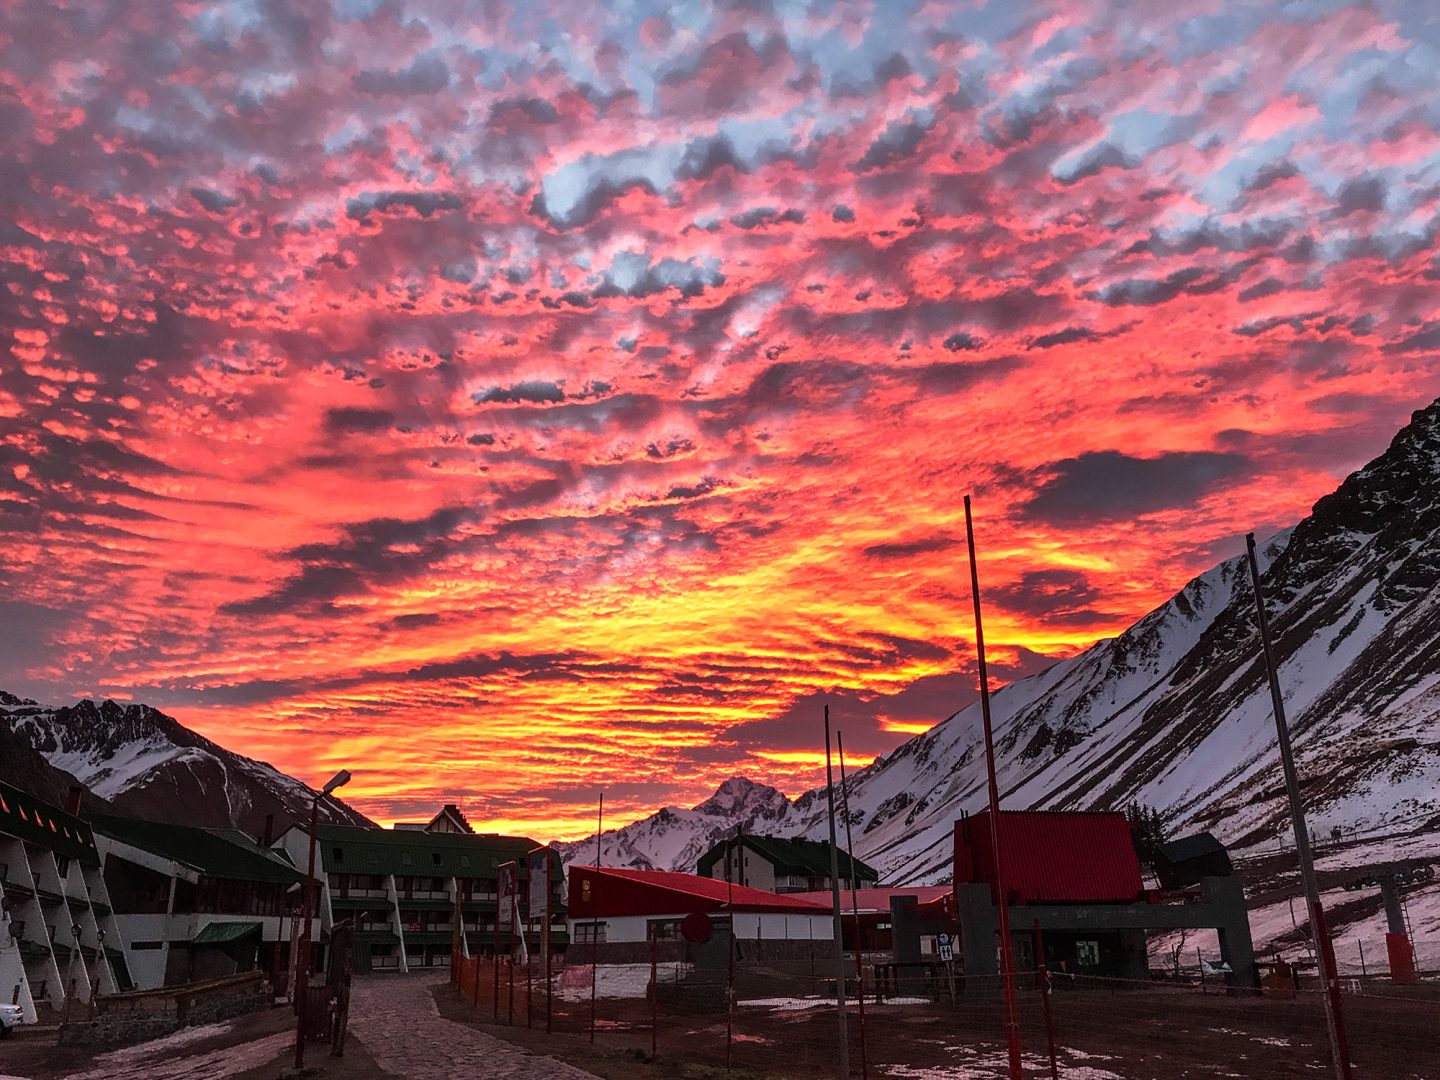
1019 450 1253 522
987 568 1116 625
345 190 462 220
1094 265 1243 306
1030 326 1099 349
1333 175 1386 216
863 533 957 560
223 506 468 615
942 331 984 352
1054 141 1133 184
473 380 566 405
853 117 933 172
353 54 450 96
324 406 394 434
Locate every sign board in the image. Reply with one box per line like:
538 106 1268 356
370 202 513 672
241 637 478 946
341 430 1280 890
938 944 954 962
497 861 517 934
937 932 952 946
527 850 549 924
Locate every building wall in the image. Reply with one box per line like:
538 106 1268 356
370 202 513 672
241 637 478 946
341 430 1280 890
1 834 128 1022
571 911 834 945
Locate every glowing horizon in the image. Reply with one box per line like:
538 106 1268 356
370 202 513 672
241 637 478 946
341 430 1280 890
4 1 1440 841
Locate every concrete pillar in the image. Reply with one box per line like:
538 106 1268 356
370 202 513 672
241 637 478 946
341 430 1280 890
955 883 998 983
1203 877 1258 989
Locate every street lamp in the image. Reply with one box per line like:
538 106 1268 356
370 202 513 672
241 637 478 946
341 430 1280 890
294 769 351 1071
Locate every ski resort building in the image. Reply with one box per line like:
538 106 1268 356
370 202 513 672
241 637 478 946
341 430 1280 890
393 803 476 834
889 811 1257 990
273 824 565 974
91 814 308 991
568 865 835 963
0 781 131 1022
696 835 879 894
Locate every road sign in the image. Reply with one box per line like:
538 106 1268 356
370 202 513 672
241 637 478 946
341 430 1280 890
937 932 952 946
939 944 954 962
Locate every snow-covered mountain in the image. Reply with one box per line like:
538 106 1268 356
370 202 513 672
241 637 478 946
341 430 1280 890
0 691 374 834
571 399 1440 900
552 777 792 870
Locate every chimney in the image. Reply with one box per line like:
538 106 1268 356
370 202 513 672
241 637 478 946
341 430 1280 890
65 785 83 816
261 814 275 847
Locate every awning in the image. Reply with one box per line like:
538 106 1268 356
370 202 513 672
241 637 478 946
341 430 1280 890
192 921 262 945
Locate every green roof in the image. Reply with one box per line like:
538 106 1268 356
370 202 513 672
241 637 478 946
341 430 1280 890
0 779 101 865
92 815 304 885
697 835 879 883
315 824 558 881
193 921 261 944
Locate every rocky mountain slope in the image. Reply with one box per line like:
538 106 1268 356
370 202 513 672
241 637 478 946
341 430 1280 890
576 399 1440 895
553 777 792 869
0 691 374 834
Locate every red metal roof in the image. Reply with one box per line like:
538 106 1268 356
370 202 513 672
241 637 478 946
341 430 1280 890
954 810 1143 905
568 865 831 918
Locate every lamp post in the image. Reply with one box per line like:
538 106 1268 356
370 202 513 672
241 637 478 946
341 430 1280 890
294 769 351 1071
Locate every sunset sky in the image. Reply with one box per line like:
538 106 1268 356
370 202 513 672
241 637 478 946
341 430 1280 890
3 0 1440 838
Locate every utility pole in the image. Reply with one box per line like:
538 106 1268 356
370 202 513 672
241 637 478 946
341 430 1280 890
824 706 850 1078
1245 533 1353 1080
964 496 1023 1080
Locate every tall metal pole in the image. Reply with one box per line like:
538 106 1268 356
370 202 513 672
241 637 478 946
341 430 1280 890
294 795 319 1070
1245 533 1353 1080
964 495 1023 1080
726 826 735 1071
591 791 602 1044
824 706 851 1078
544 852 553 1034
837 732 868 1080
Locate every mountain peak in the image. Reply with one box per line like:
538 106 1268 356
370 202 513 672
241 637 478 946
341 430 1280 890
692 776 789 818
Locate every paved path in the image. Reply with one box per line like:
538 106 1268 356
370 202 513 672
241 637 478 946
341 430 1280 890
351 972 600 1079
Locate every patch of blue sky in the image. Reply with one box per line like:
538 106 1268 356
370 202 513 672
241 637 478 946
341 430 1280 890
192 0 266 47
333 0 385 21
1109 108 1200 159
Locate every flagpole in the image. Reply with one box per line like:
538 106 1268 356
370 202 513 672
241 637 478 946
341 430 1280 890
964 495 1023 1080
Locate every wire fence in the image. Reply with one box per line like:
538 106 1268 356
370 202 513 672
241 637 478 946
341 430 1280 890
448 948 1439 1079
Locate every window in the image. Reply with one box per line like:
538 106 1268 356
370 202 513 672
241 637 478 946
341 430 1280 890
131 941 164 951
1076 940 1101 967
332 847 344 864
573 922 607 944
431 853 442 866
647 919 683 941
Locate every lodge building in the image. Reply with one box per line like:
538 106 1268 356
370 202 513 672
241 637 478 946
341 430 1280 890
0 781 131 1021
93 814 309 991
697 834 879 893
273 823 566 974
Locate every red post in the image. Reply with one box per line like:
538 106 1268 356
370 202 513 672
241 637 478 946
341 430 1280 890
1033 920 1058 1080
591 793 602 1045
1386 933 1417 984
650 922 658 1061
964 496 1024 1080
838 731 869 1080
545 853 553 1035
1313 903 1355 1075
293 795 319 1071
